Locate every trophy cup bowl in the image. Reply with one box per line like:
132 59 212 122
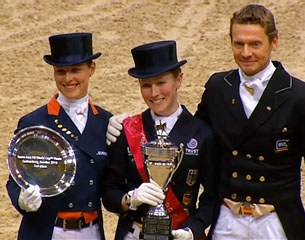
141 136 184 240
7 125 76 197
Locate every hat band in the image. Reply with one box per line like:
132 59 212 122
51 54 92 65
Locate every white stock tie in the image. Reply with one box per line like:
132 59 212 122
243 79 264 101
239 62 276 118
57 93 89 134
70 104 88 133
240 78 265 118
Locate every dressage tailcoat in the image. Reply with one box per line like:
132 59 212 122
195 61 305 240
102 106 220 240
6 95 112 240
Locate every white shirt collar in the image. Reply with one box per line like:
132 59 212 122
150 104 183 135
239 61 276 85
57 93 89 133
57 92 89 113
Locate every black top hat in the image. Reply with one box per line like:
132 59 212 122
43 32 101 66
128 40 187 79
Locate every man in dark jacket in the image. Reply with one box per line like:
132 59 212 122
195 4 305 240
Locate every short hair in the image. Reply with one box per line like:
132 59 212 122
169 67 182 78
230 4 278 42
86 60 93 67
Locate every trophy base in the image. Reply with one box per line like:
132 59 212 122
143 215 172 240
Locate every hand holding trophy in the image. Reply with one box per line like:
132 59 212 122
141 123 184 240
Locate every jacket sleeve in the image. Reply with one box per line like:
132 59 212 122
102 132 129 213
194 80 213 124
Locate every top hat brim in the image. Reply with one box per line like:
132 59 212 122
128 60 187 79
43 52 101 66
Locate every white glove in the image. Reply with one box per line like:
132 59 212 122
106 113 129 145
172 228 194 240
128 182 165 210
18 185 42 212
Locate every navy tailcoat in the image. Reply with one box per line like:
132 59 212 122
6 96 112 240
195 61 305 240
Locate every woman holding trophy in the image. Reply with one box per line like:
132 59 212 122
6 32 112 240
102 40 220 240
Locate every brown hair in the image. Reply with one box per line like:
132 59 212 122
86 60 93 67
230 4 278 42
169 67 182 78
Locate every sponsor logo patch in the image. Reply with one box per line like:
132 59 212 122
275 139 289 153
185 138 199 155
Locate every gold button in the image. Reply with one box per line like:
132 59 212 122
232 150 238 156
57 124 63 128
266 106 272 111
246 174 252 180
246 154 252 158
231 193 237 199
258 156 264 161
232 172 238 178
54 119 59 124
282 127 288 132
245 196 252 202
259 198 265 204
62 128 67 132
259 176 265 182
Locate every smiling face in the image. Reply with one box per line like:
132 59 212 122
139 71 182 117
231 23 278 76
53 62 96 99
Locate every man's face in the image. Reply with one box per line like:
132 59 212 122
53 62 95 99
231 23 278 76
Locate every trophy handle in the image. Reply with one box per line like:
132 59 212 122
173 143 184 174
162 143 184 191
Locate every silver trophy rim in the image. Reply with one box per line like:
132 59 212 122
7 125 77 197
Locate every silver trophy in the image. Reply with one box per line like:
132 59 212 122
7 125 76 197
141 123 184 240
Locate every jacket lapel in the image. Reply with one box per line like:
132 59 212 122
47 95 103 159
75 107 105 158
47 96 81 142
142 109 157 141
222 70 249 124
239 62 292 143
169 107 197 143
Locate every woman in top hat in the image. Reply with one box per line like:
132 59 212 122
102 40 220 240
6 32 112 240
